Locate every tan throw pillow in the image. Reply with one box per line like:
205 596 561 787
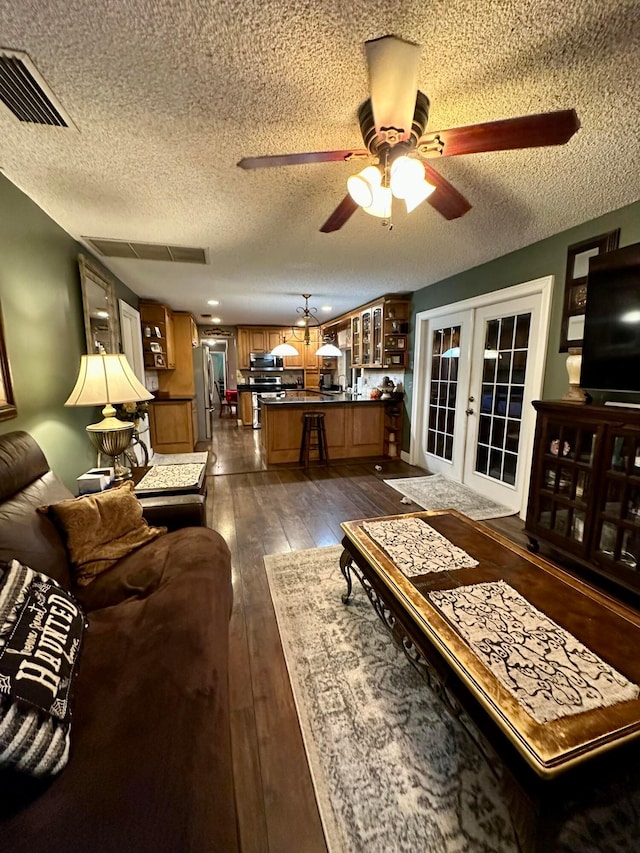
40 481 166 586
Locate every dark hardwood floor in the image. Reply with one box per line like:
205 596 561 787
197 416 527 853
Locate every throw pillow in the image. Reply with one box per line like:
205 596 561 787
0 559 86 777
40 481 167 586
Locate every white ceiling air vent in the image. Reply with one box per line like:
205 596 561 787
0 49 73 127
83 238 207 264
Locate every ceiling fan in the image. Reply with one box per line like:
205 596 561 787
237 35 580 232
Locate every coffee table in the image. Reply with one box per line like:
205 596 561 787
340 510 640 852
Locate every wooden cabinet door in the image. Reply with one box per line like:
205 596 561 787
267 329 283 352
304 327 321 369
283 337 304 368
351 314 361 366
157 312 196 397
149 400 194 453
239 391 253 425
371 304 383 366
237 329 251 368
248 328 267 352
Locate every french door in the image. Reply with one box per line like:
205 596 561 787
412 278 552 517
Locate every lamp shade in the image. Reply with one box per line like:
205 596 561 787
390 155 425 199
65 353 153 432
66 354 153 407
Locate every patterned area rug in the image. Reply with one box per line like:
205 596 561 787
383 473 514 520
264 546 640 853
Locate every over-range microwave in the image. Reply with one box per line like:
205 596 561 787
249 352 284 372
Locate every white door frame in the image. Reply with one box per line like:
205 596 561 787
410 276 554 518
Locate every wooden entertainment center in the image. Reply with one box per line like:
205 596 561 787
525 400 640 598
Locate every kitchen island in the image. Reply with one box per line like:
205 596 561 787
260 392 395 464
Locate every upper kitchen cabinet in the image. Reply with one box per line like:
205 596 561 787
383 298 410 369
140 301 175 369
238 326 287 368
156 312 198 398
353 303 383 368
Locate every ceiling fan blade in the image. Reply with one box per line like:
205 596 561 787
419 109 580 158
237 150 368 169
422 163 472 220
365 35 421 143
320 195 359 233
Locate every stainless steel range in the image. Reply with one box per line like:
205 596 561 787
249 376 285 428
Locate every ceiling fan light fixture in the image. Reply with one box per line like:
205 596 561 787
404 178 436 212
363 184 392 218
347 165 382 208
390 155 425 199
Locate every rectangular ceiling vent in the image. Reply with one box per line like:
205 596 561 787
84 238 208 265
0 49 72 126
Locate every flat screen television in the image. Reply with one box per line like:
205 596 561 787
580 241 640 393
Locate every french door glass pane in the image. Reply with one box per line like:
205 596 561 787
427 325 460 462
474 312 531 484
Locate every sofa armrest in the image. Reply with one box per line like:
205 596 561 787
139 493 206 530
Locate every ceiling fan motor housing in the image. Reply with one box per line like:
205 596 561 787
358 91 430 155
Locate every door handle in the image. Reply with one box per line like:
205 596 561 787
465 408 475 415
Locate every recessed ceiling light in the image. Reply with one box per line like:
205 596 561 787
321 305 332 312
210 316 222 323
207 299 219 306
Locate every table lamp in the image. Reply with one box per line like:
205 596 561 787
65 353 154 481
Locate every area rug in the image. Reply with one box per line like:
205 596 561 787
383 473 514 520
264 546 640 853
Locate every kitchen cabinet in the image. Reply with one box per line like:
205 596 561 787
140 301 175 370
352 303 383 367
237 326 291 368
383 299 410 368
525 400 640 597
149 399 196 453
283 338 304 368
157 312 197 398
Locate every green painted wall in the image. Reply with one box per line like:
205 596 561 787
404 201 640 448
0 174 138 489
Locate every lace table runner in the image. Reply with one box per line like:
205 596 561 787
135 463 205 491
361 517 478 578
428 580 639 723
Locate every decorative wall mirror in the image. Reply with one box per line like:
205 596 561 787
0 301 17 421
78 254 121 353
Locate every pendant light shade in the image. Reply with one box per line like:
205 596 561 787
315 341 342 357
271 340 299 356
390 155 425 199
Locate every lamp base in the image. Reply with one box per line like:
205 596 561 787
86 425 134 481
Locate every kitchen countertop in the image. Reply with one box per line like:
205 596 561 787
260 392 390 405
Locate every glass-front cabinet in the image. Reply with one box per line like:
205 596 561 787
525 401 640 596
351 314 361 366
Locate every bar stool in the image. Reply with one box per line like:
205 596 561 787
299 411 329 467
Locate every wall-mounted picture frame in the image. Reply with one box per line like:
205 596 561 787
0 302 17 422
78 254 121 354
559 229 620 352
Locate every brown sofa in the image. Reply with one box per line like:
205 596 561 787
0 431 239 852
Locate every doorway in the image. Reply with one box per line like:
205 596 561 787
410 277 553 517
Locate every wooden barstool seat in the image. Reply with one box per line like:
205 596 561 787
299 411 329 467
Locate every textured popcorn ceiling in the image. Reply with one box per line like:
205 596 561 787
0 0 638 325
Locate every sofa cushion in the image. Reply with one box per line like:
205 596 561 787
0 559 85 777
40 482 167 587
